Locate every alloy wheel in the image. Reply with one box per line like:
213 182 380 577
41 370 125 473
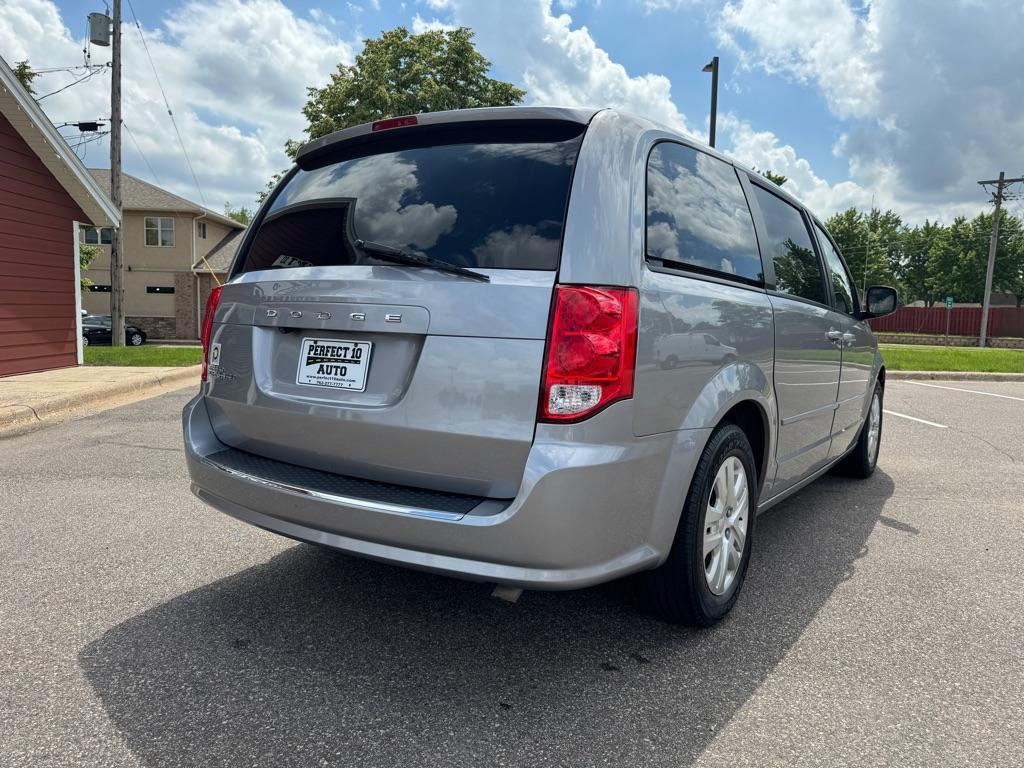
703 455 749 596
867 392 881 465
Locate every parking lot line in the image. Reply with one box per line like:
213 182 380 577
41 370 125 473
904 381 1024 403
883 409 948 428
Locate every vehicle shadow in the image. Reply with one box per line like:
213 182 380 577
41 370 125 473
79 470 894 767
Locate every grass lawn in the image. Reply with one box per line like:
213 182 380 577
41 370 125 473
880 344 1024 373
84 345 203 367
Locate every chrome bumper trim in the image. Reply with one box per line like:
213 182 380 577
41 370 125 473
199 455 467 522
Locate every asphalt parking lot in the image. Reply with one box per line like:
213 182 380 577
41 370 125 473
2 381 1022 767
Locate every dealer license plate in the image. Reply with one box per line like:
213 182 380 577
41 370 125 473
296 337 372 391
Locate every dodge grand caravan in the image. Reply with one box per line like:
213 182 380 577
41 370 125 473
183 107 897 626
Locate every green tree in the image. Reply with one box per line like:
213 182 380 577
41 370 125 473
12 59 37 95
258 26 525 204
224 203 252 226
825 207 902 296
987 209 1024 305
757 169 788 187
13 60 37 95
79 244 100 289
1002 223 1024 307
896 221 942 306
300 26 525 142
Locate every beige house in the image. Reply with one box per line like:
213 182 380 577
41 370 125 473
80 170 245 339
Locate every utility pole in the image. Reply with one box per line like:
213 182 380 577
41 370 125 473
977 172 1024 348
702 56 719 148
109 0 124 346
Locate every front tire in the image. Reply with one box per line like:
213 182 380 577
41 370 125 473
128 332 144 346
837 382 883 479
645 423 758 626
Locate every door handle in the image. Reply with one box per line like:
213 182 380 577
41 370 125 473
826 329 843 343
841 332 856 346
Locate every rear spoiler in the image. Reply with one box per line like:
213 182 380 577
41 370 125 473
294 106 600 170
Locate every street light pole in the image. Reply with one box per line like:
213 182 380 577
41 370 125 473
702 56 719 148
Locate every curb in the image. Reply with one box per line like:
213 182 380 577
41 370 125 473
0 365 201 438
888 370 1024 381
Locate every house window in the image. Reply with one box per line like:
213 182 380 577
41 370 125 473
144 217 175 247
146 286 175 294
89 284 112 292
82 226 113 245
197 221 207 239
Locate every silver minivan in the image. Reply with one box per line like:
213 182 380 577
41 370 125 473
183 107 896 626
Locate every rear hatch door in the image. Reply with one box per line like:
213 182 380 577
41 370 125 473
204 114 590 498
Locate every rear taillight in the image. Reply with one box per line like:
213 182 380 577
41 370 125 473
200 285 223 382
540 285 638 422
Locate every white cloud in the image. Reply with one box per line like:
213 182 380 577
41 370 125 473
642 0 697 12
0 0 352 209
715 0 1024 219
719 114 871 216
411 14 455 34
716 0 879 120
447 0 694 135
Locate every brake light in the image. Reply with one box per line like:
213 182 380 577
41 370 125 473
371 115 418 131
200 285 223 382
540 285 638 422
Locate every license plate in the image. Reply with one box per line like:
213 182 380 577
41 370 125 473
296 337 372 391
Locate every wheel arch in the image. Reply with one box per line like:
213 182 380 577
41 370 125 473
717 399 770 494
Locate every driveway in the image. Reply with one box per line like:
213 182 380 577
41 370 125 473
1 382 1021 767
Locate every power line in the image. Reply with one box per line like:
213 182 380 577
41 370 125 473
125 0 207 205
37 67 106 100
123 121 162 186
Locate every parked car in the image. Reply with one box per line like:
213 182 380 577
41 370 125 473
82 315 147 347
183 107 897 626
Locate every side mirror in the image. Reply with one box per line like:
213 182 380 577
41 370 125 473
862 285 898 319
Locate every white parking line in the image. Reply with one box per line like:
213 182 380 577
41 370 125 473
883 409 948 429
904 381 1024 403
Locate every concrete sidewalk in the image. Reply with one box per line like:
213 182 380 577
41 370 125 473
0 365 200 437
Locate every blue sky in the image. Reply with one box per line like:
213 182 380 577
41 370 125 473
3 1 1022 224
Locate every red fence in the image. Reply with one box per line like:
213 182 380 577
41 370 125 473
868 306 1024 337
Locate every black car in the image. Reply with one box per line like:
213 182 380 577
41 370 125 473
82 315 147 346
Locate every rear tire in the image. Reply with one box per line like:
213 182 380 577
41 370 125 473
129 332 144 346
645 423 758 626
836 382 883 479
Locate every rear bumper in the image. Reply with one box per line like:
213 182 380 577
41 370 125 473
183 394 707 589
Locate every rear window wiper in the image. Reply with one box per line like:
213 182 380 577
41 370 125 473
354 239 490 283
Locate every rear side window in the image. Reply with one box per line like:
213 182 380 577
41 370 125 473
814 222 858 315
645 142 763 283
237 129 583 274
750 185 827 305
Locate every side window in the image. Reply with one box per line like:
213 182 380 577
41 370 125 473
145 217 175 247
82 226 111 244
646 142 763 282
814 222 857 315
750 185 826 305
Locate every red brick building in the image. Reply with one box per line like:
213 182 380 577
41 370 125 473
0 56 119 376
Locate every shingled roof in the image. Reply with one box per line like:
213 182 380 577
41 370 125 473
192 228 246 274
87 169 243 230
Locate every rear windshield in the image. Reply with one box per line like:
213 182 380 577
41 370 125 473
236 127 584 274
